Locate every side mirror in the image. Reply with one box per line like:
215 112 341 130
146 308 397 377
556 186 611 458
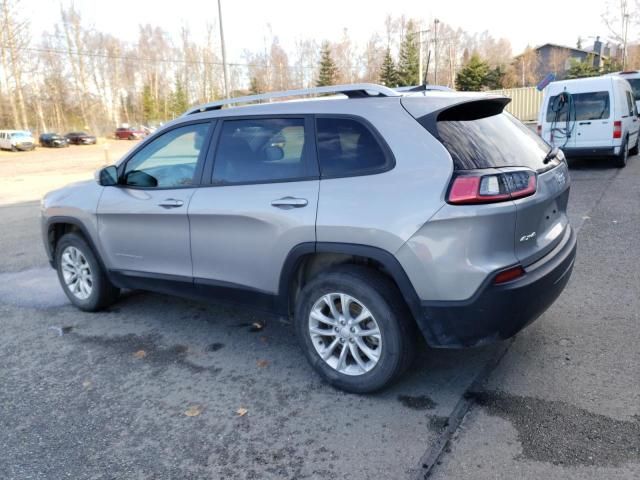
123 170 158 188
97 165 118 186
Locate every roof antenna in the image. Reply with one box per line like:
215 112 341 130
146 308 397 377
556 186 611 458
423 50 431 86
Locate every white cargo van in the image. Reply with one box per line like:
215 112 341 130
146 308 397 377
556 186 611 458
538 76 639 167
0 130 36 151
609 71 640 112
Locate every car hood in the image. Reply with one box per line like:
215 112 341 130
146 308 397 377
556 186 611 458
42 179 97 209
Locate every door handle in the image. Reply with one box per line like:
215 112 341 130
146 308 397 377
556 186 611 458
158 198 184 208
578 121 591 125
270 196 308 209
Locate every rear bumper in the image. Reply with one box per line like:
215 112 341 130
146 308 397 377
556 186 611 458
562 146 617 158
418 225 577 348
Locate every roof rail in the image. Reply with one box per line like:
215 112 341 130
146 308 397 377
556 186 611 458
395 85 454 92
183 83 400 116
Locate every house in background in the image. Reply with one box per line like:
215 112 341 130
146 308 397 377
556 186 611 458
519 37 622 81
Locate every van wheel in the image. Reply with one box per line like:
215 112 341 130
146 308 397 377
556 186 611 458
11 145 17 152
615 138 629 168
630 135 639 156
55 233 120 312
295 265 416 393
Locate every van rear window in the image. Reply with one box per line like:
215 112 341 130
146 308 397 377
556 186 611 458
545 91 610 122
436 112 550 171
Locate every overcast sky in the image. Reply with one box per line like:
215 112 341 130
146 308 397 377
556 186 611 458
29 0 611 60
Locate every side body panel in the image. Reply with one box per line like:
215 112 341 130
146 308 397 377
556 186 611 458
189 181 319 293
314 100 452 254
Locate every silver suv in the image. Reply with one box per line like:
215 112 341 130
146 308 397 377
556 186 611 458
41 84 577 393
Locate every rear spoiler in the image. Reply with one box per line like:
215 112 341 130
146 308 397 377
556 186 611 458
401 96 511 137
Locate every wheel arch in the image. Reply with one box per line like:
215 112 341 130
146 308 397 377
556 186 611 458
46 216 105 270
277 242 422 322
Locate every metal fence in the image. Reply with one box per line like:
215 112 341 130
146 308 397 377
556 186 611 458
484 86 544 122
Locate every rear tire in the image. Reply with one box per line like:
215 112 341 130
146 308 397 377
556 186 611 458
55 233 120 312
614 138 629 168
294 265 416 393
630 135 639 156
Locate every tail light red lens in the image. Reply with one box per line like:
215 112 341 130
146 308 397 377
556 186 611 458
448 170 537 205
494 265 525 284
613 120 622 139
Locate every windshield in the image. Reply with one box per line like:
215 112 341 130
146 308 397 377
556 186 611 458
11 132 30 138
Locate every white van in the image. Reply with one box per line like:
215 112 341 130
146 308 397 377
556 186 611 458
538 76 639 167
609 70 640 112
0 130 36 151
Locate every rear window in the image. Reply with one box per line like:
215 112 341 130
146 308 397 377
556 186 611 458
545 91 610 122
316 117 390 177
436 111 550 171
624 78 640 98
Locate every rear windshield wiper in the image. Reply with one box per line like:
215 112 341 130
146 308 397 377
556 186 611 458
543 146 560 164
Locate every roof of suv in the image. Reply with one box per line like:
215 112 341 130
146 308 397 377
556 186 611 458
176 83 505 126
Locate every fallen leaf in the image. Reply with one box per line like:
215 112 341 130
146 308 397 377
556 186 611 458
256 359 269 368
236 407 248 417
133 350 147 359
184 405 203 417
82 380 91 389
249 322 264 332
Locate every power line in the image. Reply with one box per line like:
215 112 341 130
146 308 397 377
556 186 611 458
0 44 317 70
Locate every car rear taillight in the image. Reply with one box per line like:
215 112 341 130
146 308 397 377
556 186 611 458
613 120 622 139
494 265 525 284
448 170 537 205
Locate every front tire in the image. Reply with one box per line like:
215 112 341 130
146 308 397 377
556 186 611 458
295 266 416 393
55 233 120 312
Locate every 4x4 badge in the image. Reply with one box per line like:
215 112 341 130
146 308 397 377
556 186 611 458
520 232 537 242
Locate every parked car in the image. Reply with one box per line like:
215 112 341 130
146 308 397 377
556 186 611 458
0 130 36 151
65 131 97 145
609 70 640 111
41 83 577 393
114 127 144 140
39 132 69 148
538 75 639 167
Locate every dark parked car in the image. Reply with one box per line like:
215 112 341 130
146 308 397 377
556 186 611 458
65 132 97 145
114 127 144 140
39 133 69 148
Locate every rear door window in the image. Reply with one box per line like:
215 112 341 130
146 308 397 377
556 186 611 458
546 91 610 122
315 117 391 177
436 111 550 171
212 118 315 184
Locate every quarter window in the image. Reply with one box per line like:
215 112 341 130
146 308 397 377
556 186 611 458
213 118 312 184
123 123 210 188
316 117 389 177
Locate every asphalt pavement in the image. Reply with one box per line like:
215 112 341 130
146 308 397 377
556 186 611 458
0 146 638 479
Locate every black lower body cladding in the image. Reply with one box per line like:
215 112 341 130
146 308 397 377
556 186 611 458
419 226 577 348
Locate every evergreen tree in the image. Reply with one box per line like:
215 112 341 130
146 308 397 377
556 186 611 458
566 56 600 79
485 66 506 90
379 49 399 87
141 84 157 123
316 42 338 87
397 22 420 86
456 53 491 91
170 78 189 117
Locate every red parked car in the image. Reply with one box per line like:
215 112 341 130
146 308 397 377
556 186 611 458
114 127 144 140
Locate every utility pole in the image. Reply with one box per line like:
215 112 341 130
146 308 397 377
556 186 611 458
622 12 630 70
417 29 430 85
217 0 230 98
433 18 440 85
